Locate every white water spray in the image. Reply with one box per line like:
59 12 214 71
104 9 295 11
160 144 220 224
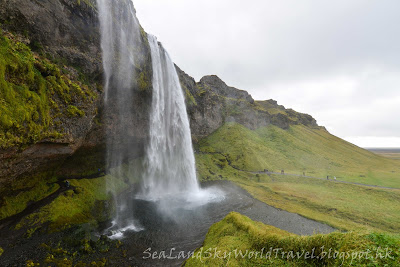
97 0 224 237
97 0 142 235
141 35 200 199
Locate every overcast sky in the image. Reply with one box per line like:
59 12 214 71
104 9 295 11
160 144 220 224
134 0 400 148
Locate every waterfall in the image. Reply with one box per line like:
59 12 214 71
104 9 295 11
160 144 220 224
97 0 222 237
97 0 142 234
97 0 139 101
141 35 200 199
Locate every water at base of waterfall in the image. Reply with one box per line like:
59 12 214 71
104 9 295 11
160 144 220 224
106 185 225 240
97 0 223 239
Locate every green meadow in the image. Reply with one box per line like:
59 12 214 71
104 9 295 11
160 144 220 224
197 122 400 188
191 122 400 265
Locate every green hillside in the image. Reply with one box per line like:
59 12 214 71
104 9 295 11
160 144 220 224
197 122 400 188
195 122 400 233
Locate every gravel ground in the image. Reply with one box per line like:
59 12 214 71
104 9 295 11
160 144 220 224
0 180 336 266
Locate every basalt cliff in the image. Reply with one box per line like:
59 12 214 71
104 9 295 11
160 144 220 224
0 0 320 191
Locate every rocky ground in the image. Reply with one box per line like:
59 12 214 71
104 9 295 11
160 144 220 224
0 181 335 266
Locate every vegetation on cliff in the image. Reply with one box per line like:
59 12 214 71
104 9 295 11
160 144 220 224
0 31 97 149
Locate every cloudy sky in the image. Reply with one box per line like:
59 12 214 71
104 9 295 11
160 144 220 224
134 0 400 148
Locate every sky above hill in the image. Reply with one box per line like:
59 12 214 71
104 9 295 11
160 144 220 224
134 0 400 148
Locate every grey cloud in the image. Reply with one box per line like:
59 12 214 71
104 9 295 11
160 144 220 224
134 0 400 145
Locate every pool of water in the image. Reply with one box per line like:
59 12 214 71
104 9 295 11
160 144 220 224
102 180 335 266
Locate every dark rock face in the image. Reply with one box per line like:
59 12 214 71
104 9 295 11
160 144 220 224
0 0 101 80
0 0 103 189
199 75 254 103
0 0 320 188
0 0 152 188
177 69 320 140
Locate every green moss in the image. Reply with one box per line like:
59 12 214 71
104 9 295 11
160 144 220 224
25 260 39 267
14 164 138 232
67 105 85 117
0 247 3 256
0 32 96 148
223 103 242 117
0 181 59 220
137 70 151 92
196 84 207 96
76 0 96 9
183 85 197 106
0 171 59 220
185 212 400 266
39 238 112 266
15 177 109 231
139 25 147 42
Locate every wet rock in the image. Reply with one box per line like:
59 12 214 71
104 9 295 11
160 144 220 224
176 67 320 140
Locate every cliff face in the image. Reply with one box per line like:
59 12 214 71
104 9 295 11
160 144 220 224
0 0 101 79
0 0 102 189
0 0 320 189
177 68 319 140
0 0 152 189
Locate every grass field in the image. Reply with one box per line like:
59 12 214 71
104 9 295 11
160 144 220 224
193 136 400 265
195 123 400 233
196 152 400 233
196 122 400 188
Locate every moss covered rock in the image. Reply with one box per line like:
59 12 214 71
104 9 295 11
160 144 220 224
0 33 95 148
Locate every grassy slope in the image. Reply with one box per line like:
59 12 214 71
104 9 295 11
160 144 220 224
197 122 400 188
195 122 400 233
185 212 400 266
196 152 400 233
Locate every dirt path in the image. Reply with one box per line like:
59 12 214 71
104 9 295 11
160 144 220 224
252 171 400 190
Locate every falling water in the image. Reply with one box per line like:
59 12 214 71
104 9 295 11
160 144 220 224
141 35 200 199
97 0 142 235
97 0 223 237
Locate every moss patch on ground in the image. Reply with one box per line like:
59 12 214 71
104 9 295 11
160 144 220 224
13 158 144 233
185 212 400 266
15 176 114 232
197 122 400 188
0 179 59 220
